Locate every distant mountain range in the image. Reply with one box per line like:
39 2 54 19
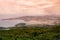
2 15 60 21
2 15 60 25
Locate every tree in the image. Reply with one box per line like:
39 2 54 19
15 23 26 27
0 38 2 40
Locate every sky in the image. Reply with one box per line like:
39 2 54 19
0 0 60 19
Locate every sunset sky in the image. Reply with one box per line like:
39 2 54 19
0 0 60 19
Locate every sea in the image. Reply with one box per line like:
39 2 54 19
0 20 25 27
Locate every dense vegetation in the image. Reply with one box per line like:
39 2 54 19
0 23 60 40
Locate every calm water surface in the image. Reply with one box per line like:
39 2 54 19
0 20 25 27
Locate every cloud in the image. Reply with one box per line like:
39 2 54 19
0 0 60 19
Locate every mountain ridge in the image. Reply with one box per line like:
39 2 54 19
2 15 60 21
1 15 60 25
